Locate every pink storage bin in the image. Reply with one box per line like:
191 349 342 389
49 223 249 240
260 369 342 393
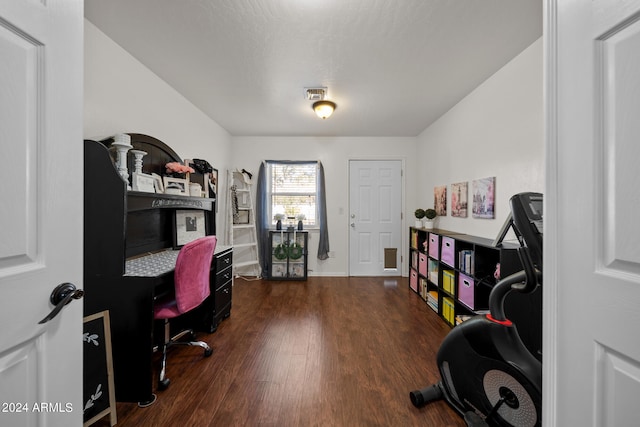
458 273 475 310
441 236 455 267
418 253 427 276
428 233 440 260
410 269 418 292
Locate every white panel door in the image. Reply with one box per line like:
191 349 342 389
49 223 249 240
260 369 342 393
547 0 640 425
349 160 402 276
0 1 83 426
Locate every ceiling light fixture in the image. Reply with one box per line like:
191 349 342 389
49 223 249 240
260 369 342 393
305 87 337 119
312 100 336 119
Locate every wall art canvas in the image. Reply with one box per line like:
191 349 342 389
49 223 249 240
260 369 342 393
472 177 495 219
434 185 447 216
451 181 468 217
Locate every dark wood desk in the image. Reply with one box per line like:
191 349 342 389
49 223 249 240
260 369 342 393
83 135 225 404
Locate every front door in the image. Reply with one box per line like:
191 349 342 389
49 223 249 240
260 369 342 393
547 0 640 424
0 1 83 426
349 160 402 276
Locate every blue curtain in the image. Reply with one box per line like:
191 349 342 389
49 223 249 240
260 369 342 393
255 160 330 276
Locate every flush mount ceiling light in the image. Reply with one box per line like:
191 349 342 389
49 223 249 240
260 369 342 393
312 100 337 119
305 87 337 119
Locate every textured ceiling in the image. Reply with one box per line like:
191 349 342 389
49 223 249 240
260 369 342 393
85 0 542 137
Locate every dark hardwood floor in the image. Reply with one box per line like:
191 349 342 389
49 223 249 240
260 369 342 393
94 276 465 426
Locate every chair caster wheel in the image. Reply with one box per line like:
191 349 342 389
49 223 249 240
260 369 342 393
158 378 170 390
204 348 213 357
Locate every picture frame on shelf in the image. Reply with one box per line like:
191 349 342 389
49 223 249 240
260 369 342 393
152 173 164 193
233 210 250 224
209 168 218 197
173 209 206 247
163 176 189 196
131 172 156 193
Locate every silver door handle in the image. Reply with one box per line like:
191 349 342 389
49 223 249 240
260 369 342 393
38 283 84 324
350 223 355 228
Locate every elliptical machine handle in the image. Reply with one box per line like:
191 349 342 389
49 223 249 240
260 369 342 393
512 246 541 294
489 247 541 321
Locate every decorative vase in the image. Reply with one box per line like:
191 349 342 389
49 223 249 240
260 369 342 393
297 220 303 230
415 219 423 228
423 220 434 230
276 220 282 230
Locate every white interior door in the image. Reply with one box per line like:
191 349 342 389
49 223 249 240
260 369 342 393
0 1 83 425
547 0 640 425
349 160 402 276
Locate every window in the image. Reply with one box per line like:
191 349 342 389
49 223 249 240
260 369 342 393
267 161 319 227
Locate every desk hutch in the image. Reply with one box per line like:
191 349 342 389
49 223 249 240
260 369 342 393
83 133 232 405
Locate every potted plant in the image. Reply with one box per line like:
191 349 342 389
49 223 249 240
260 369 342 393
414 208 426 228
274 213 285 230
423 208 437 229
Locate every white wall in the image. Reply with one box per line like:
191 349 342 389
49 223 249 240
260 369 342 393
231 136 418 276
84 21 542 276
417 38 543 241
84 20 233 234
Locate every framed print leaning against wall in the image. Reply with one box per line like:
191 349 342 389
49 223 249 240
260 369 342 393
174 209 206 247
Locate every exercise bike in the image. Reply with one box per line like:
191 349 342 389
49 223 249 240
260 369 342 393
410 192 543 427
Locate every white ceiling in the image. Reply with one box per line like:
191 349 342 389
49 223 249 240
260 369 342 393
84 0 542 137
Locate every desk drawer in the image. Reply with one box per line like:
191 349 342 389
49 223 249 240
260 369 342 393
216 266 233 290
215 282 232 314
215 250 233 272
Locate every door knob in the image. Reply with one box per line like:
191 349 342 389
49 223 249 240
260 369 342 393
38 282 84 324
350 223 356 228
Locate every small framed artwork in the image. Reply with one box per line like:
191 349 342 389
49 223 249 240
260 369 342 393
472 176 495 219
152 173 164 193
163 176 189 196
174 209 207 247
209 168 218 197
131 172 156 193
434 185 447 216
451 181 468 217
233 210 250 224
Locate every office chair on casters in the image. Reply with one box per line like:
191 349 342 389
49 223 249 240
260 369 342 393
153 235 217 391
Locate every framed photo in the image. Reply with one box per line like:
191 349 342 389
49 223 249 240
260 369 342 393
434 185 447 216
152 173 164 193
233 210 250 224
472 176 496 219
209 168 218 198
451 181 468 217
163 176 189 196
174 209 207 247
132 172 156 193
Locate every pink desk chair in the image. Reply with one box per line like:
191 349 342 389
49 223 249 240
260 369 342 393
154 235 217 390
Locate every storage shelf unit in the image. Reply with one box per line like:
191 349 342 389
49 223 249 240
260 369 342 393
409 227 521 327
267 230 308 280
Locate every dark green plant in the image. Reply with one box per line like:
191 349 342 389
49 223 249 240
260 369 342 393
414 208 426 219
424 208 437 220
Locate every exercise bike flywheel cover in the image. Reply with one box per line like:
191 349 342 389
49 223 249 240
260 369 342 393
482 369 537 427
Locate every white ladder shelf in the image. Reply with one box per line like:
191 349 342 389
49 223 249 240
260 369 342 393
226 169 261 277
